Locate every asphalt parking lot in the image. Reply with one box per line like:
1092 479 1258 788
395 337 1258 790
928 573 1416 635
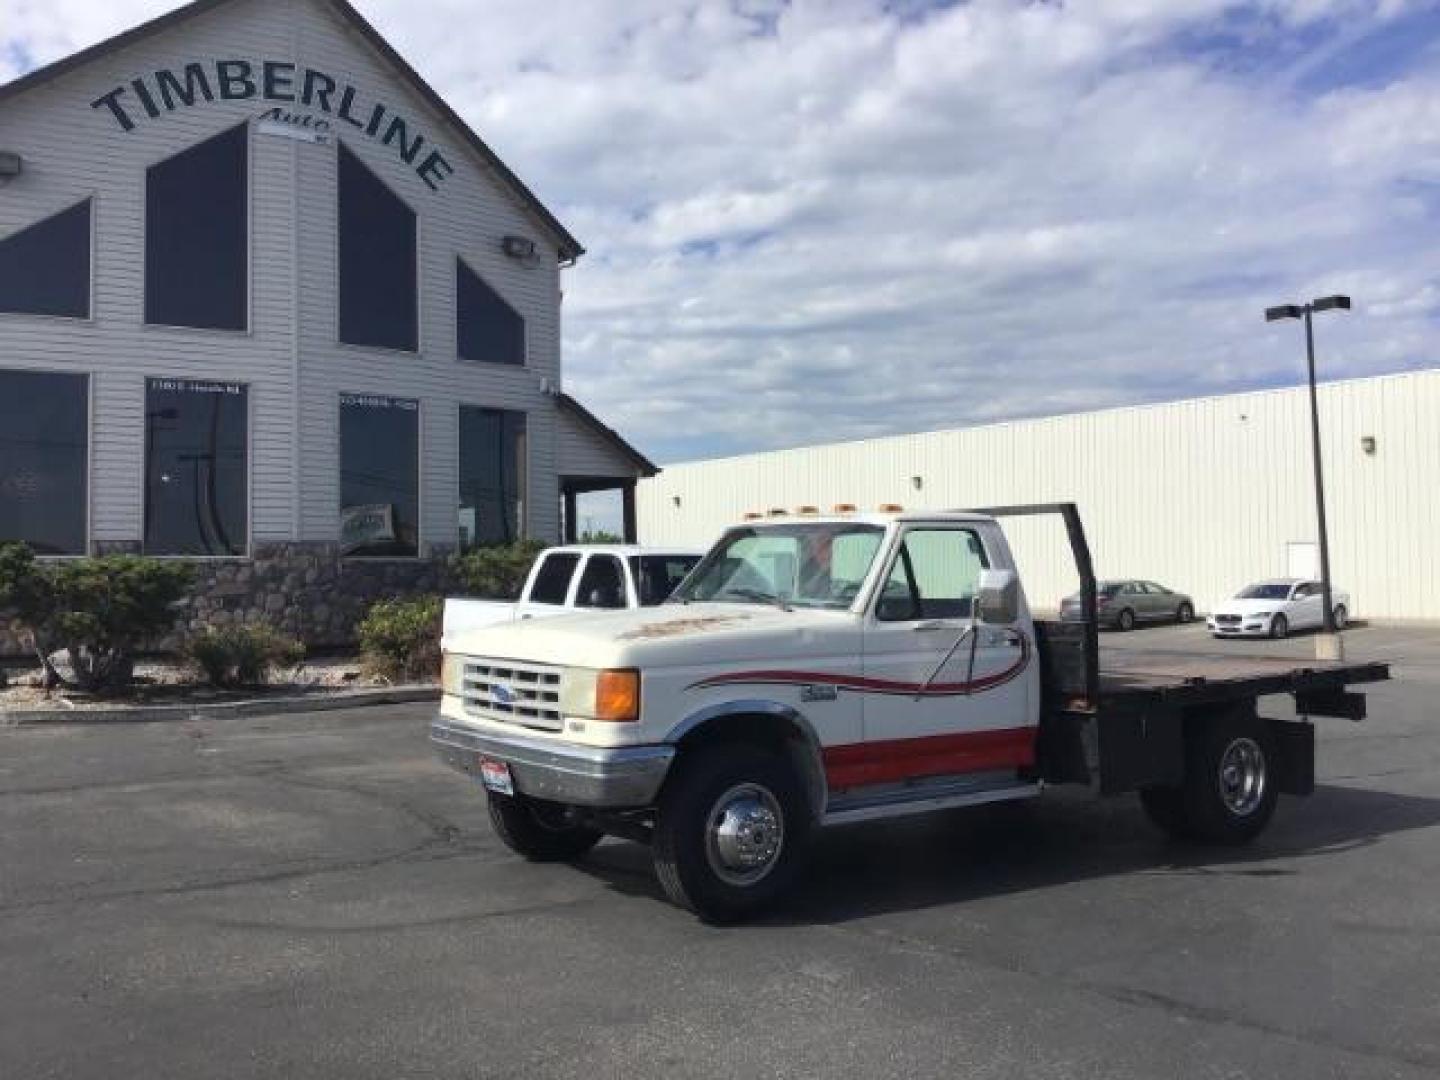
3 623 1438 1079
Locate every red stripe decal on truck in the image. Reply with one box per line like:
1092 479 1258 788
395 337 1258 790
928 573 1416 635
823 726 1037 790
686 634 1031 698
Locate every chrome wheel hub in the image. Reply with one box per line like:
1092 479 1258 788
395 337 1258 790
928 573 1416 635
705 783 785 886
1218 737 1266 816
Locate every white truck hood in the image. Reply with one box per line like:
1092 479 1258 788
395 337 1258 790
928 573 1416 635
443 602 852 671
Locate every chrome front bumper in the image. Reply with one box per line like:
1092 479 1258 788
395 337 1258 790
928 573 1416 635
430 716 675 808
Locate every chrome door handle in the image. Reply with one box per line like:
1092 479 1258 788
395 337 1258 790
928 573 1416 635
913 620 956 632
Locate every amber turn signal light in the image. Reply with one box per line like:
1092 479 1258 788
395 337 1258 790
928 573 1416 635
595 669 641 722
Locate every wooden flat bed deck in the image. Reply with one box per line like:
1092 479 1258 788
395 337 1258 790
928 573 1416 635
1096 649 1390 707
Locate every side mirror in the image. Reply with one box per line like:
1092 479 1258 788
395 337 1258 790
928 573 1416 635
975 569 1020 625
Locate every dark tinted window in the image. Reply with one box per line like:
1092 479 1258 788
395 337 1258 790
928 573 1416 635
529 553 579 605
575 556 626 609
339 395 418 556
145 125 248 330
630 555 700 605
457 259 524 365
0 200 90 318
0 370 87 554
144 379 248 555
338 143 416 351
458 406 525 548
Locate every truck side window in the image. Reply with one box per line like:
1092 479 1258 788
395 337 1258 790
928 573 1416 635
630 555 702 606
576 555 626 609
876 528 989 621
530 553 580 605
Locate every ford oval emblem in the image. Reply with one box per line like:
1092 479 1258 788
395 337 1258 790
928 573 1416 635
491 683 516 705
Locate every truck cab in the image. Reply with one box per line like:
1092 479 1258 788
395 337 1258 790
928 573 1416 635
442 544 704 639
432 506 1387 923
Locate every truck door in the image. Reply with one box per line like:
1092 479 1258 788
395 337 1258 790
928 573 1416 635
853 525 1035 787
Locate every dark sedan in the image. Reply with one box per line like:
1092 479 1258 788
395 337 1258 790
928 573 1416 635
1059 579 1195 631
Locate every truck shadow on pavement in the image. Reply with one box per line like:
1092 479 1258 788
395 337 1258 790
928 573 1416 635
575 783 1440 925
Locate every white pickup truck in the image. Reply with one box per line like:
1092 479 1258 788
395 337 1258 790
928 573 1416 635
432 505 1388 922
442 545 703 639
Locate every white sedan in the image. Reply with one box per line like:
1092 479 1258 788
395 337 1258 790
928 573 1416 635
1207 578 1350 639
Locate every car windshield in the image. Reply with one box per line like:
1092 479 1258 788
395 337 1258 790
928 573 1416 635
671 522 886 610
1238 582 1292 600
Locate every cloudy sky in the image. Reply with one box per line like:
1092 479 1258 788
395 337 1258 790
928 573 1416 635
4 0 1439 464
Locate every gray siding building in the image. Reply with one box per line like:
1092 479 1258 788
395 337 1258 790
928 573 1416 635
0 0 652 645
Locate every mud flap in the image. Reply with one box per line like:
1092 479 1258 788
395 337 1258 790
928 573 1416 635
1270 718 1315 796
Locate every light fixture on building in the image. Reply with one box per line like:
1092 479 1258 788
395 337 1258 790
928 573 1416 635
911 475 923 490
1361 435 1377 455
672 495 682 508
0 151 22 184
502 234 536 260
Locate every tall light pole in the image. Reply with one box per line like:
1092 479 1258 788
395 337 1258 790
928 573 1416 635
1264 294 1351 660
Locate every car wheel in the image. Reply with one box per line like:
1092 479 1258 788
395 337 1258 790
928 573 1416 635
488 793 603 862
1269 614 1289 639
653 743 811 924
1176 602 1194 624
1116 607 1136 632
1332 605 1348 630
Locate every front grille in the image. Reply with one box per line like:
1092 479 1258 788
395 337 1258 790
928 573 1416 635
1215 614 1242 625
462 659 563 732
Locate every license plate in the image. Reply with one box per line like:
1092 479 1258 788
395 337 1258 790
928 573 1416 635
479 757 514 796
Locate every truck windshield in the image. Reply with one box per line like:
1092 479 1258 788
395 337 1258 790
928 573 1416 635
671 522 886 610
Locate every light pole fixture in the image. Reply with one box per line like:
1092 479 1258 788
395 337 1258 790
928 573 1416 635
1264 294 1351 659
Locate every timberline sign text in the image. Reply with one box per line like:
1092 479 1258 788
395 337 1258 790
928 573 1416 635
91 59 454 190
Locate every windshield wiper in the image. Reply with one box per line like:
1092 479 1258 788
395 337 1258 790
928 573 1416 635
716 587 791 611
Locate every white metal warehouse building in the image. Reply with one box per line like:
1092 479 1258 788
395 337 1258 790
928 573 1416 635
638 369 1439 622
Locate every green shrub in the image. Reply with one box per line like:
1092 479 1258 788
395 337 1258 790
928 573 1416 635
451 540 546 599
358 595 443 682
186 622 304 688
0 544 192 692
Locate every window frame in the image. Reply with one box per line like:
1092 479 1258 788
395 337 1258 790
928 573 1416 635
0 194 98 325
454 255 528 367
333 140 422 356
871 524 992 623
336 391 424 560
140 377 253 560
573 553 628 610
528 551 581 606
140 122 253 336
456 401 530 549
0 367 93 557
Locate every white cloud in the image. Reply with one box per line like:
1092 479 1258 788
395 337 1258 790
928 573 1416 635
4 0 1437 461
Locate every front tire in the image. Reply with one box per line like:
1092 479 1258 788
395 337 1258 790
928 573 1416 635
1176 602 1194 624
1332 604 1348 630
1270 614 1289 639
1141 712 1278 845
488 793 603 862
653 744 811 923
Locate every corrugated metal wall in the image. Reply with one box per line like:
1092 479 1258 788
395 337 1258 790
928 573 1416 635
638 370 1440 621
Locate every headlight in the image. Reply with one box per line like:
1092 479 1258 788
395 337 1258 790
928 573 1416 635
560 668 641 723
441 654 466 694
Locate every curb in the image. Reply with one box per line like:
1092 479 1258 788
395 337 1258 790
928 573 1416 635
0 685 440 726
